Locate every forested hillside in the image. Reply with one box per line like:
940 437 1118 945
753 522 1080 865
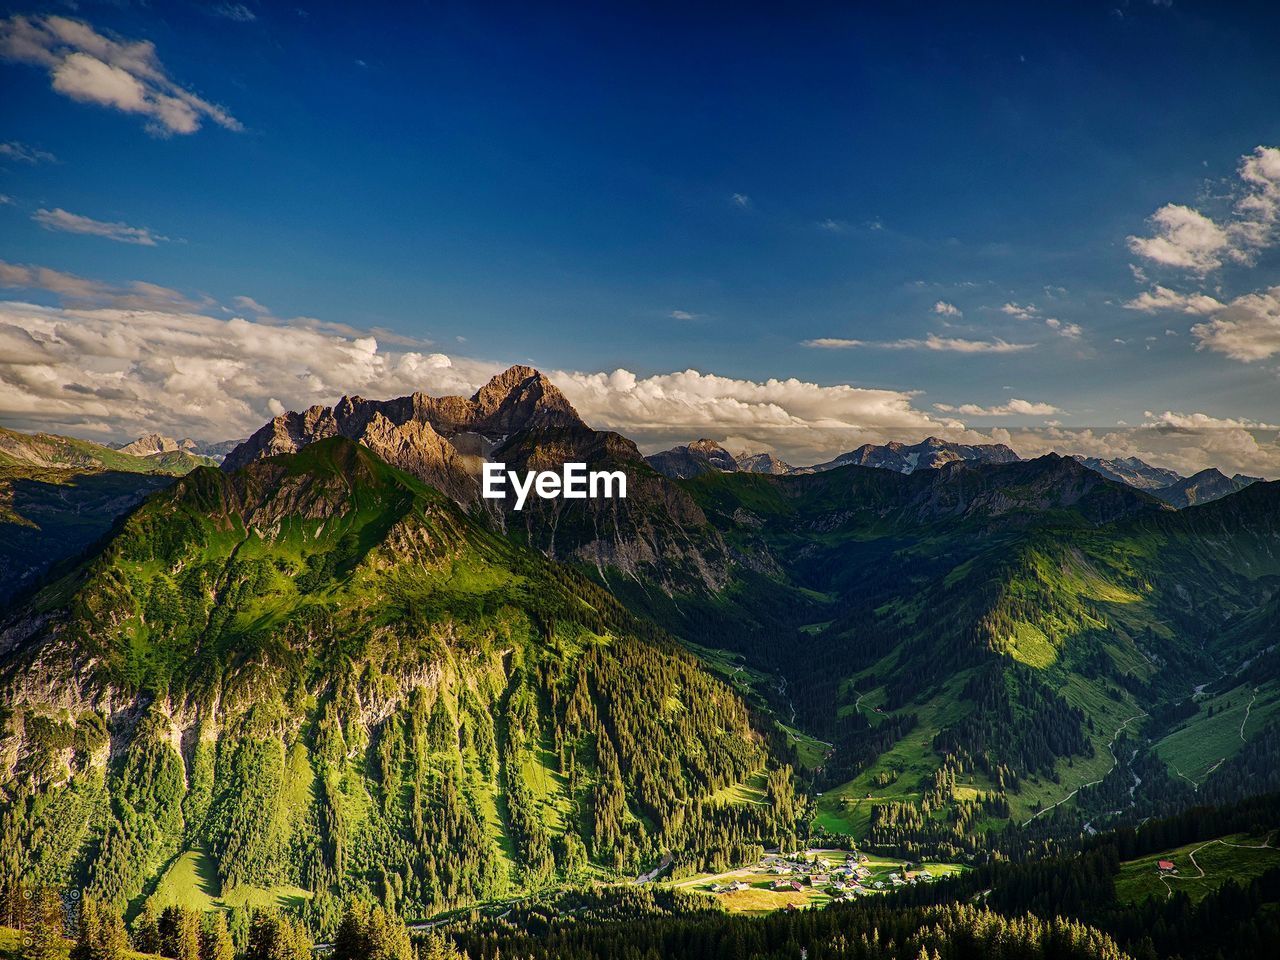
0 438 801 933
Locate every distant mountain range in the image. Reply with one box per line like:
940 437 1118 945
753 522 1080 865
645 436 1260 508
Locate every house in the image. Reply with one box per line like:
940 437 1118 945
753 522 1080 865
810 874 829 886
1158 860 1176 873
772 879 803 892
873 881 885 889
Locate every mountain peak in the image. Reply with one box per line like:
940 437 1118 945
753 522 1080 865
806 436 1020 474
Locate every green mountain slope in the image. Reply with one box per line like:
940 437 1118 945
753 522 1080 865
600 456 1280 856
0 438 800 930
0 427 214 604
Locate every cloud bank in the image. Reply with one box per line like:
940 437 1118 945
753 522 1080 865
1 263 1276 477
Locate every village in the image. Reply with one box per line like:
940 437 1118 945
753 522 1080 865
668 848 962 914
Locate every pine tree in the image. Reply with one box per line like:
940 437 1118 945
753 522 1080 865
23 887 66 960
70 898 101 960
200 913 235 960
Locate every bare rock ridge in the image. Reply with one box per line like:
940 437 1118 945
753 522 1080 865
220 366 732 591
221 365 586 500
805 436 1020 474
116 433 194 457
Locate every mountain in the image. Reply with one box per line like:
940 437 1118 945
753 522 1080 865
645 442 793 479
221 365 581 500
1151 467 1261 507
645 439 739 478
0 427 216 604
0 426 202 476
0 438 799 923
225 368 736 592
117 433 196 457
802 436 1021 474
1071 455 1183 491
736 452 793 475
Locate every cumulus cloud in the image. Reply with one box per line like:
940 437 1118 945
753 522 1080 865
0 141 56 163
933 300 961 317
33 207 167 245
669 309 699 321
1189 287 1280 361
551 368 962 464
1128 204 1233 274
1128 146 1280 275
0 14 240 136
0 301 499 440
802 335 1033 353
934 398 1059 417
1124 284 1224 315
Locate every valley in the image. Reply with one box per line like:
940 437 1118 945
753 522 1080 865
2 368 1279 958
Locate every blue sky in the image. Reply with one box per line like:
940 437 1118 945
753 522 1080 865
2 1 1279 474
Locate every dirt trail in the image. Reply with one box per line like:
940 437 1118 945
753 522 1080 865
1158 836 1275 899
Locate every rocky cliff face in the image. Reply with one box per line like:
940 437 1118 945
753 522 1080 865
223 367 737 592
221 365 581 501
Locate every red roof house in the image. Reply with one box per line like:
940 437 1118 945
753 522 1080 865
1157 860 1175 872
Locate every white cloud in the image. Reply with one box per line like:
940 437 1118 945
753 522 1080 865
0 258 209 310
1124 284 1224 315
0 301 497 440
0 195 10 205
1001 300 1081 338
934 398 1059 417
818 218 849 233
0 14 240 136
1127 147 1280 276
802 334 1033 354
933 300 961 317
731 193 751 208
1001 301 1037 320
552 368 962 464
1189 287 1280 361
0 141 56 163
669 309 700 321
993 423 1280 480
1128 204 1232 274
1044 318 1082 339
232 295 271 315
33 207 167 245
